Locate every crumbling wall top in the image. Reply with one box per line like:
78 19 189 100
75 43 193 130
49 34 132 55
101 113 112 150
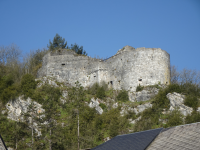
50 49 76 56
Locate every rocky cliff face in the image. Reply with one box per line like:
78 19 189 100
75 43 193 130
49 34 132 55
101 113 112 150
4 96 44 122
3 96 45 136
129 87 159 102
167 92 200 116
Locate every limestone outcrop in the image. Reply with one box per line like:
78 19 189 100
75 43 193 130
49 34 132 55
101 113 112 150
128 87 159 102
89 98 103 114
4 96 45 136
120 102 152 116
166 92 193 116
5 96 44 121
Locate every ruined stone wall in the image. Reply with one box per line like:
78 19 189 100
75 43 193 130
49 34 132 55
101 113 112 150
37 46 170 91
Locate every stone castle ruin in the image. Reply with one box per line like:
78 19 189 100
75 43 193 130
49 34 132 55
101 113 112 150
37 46 170 91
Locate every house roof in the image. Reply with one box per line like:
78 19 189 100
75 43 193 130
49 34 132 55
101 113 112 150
91 128 163 150
147 122 200 150
0 134 7 150
91 122 200 150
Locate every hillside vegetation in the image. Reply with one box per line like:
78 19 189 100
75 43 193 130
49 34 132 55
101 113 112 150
0 44 200 150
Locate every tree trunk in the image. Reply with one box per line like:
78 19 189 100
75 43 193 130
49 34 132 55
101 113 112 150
78 110 79 150
49 129 51 150
32 114 33 150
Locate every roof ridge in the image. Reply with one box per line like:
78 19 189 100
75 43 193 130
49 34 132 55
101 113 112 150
117 128 163 137
0 134 8 150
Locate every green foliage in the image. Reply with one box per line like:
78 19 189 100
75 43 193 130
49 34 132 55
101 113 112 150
80 106 96 123
70 43 87 55
87 82 107 99
0 75 20 104
0 113 30 149
185 111 200 124
117 90 129 102
134 108 160 132
165 109 184 127
48 33 67 50
99 103 107 110
134 84 185 132
152 84 183 110
96 87 106 99
125 110 136 120
94 107 129 138
88 83 100 95
21 74 36 98
184 95 199 110
136 84 144 92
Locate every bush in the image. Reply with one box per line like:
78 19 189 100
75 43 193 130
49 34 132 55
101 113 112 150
165 109 183 128
125 110 136 120
152 84 183 110
21 74 36 98
99 103 106 110
0 84 19 104
88 83 100 95
88 82 107 99
0 75 20 104
136 84 144 92
117 90 129 102
96 87 106 99
134 108 159 132
184 95 199 110
185 111 200 124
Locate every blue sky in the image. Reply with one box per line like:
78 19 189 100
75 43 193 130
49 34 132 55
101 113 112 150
0 0 199 70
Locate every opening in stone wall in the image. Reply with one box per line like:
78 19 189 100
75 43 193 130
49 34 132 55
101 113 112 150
110 81 113 85
62 63 65 66
139 79 142 81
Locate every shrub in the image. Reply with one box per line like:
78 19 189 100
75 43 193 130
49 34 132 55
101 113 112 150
0 84 19 104
96 87 106 99
184 95 199 110
165 109 183 128
136 84 144 92
125 110 136 120
134 108 159 132
185 111 200 124
99 103 106 110
117 90 129 102
21 74 36 98
88 83 100 95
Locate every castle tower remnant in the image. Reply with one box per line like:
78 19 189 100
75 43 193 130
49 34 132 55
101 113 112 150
37 46 170 91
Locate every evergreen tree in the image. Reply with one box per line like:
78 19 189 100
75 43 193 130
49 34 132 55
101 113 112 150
70 43 87 55
48 34 67 51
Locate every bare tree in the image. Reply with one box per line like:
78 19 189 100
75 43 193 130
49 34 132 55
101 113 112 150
0 43 21 65
170 65 180 84
170 65 200 86
22 48 48 76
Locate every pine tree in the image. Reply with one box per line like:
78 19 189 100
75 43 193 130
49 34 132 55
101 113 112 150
47 34 67 51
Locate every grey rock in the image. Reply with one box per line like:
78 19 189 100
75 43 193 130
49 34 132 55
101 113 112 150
197 107 200 113
89 98 103 114
130 116 141 124
136 102 152 114
166 92 193 116
120 102 152 116
129 87 159 102
5 96 45 136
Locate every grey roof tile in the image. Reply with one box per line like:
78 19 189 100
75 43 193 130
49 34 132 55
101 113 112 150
0 135 7 150
147 122 200 150
91 128 163 150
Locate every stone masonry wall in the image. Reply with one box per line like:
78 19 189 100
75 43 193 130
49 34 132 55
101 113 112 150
37 46 170 91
